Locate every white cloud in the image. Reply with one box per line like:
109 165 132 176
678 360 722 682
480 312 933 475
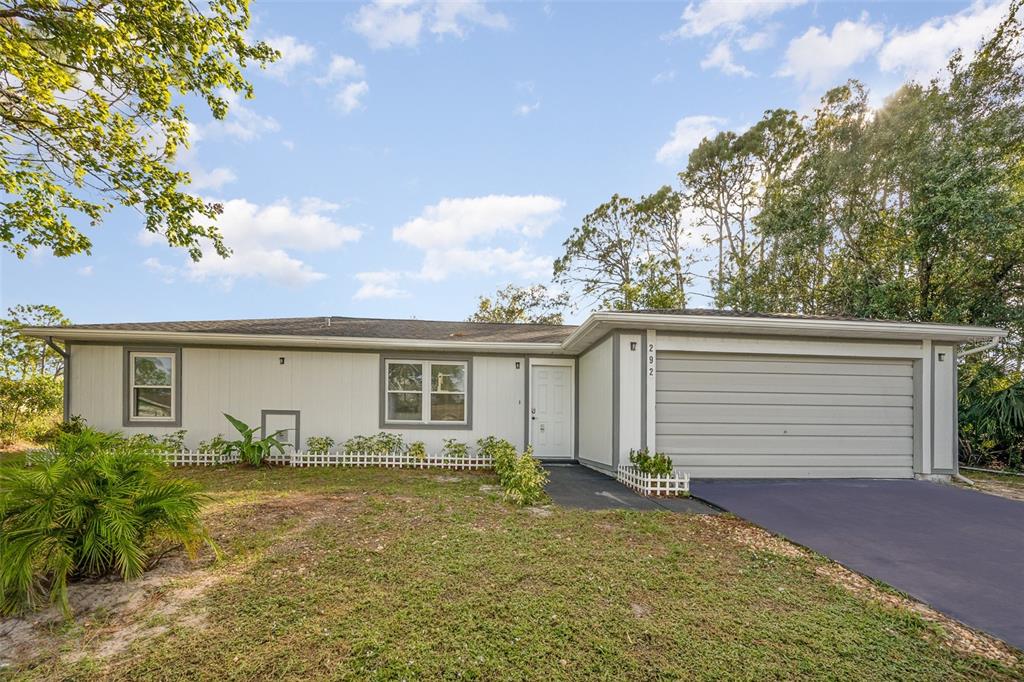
418 246 550 282
351 0 508 49
738 29 774 51
389 194 563 283
656 115 724 164
188 166 237 191
76 265 94 276
672 0 805 38
778 15 884 88
353 271 408 299
318 55 367 84
652 69 676 85
515 101 540 116
262 35 316 80
141 197 362 288
700 42 753 77
334 81 370 113
394 195 564 249
878 0 1008 82
143 257 178 284
431 0 509 37
204 90 280 142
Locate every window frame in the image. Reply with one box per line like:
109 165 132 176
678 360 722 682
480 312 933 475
122 346 182 427
380 356 472 429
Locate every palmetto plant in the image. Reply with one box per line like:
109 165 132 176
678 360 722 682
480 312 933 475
223 413 286 466
0 429 214 615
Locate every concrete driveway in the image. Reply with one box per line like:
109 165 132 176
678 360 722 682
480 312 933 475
691 479 1024 650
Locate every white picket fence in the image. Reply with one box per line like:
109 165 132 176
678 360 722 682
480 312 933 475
616 464 690 496
161 449 493 470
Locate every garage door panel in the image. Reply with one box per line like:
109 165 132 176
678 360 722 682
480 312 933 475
656 422 914 437
657 371 912 395
655 434 912 456
656 390 913 407
655 351 915 479
658 356 914 377
657 403 913 426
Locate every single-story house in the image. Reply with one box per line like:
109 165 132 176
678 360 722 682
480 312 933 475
22 310 1005 480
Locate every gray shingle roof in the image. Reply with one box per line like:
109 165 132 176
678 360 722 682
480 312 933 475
619 308 940 325
52 316 576 344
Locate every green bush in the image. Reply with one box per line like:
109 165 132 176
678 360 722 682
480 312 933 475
0 375 62 446
477 436 518 478
343 432 405 456
198 434 231 455
501 446 549 506
408 440 427 461
441 438 469 458
0 428 215 615
959 362 1024 470
629 448 674 476
223 414 286 467
306 435 335 454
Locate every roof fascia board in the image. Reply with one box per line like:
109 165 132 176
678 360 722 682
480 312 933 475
18 327 566 355
561 312 1007 352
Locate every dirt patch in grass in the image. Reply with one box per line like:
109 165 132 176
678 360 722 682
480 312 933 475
960 472 1024 502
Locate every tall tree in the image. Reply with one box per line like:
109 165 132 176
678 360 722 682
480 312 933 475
634 185 699 307
553 194 686 311
0 304 69 378
467 284 568 325
0 0 276 260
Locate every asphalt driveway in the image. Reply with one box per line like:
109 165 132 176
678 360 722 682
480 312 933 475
544 464 716 514
691 479 1024 650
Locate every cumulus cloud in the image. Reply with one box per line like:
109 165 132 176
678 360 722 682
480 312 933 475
188 166 237 191
141 197 362 289
388 194 564 282
262 35 317 80
351 0 508 49
515 101 540 116
655 115 724 164
671 0 805 38
878 0 1008 82
318 55 367 83
700 41 753 77
394 195 564 249
778 15 884 88
201 90 281 142
334 81 370 113
353 271 409 299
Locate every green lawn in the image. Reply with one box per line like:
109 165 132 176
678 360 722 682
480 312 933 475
5 464 1021 681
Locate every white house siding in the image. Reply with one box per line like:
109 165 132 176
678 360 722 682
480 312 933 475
577 336 613 468
69 344 525 453
617 333 642 465
655 351 916 478
931 343 957 473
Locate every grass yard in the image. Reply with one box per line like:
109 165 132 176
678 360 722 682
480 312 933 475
960 469 1024 502
3 463 1022 681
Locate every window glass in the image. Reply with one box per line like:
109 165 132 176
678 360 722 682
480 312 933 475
130 353 174 420
387 392 423 421
387 363 422 391
431 364 465 393
430 393 465 422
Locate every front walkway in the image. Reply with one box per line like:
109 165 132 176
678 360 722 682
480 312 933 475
544 463 717 514
691 479 1024 651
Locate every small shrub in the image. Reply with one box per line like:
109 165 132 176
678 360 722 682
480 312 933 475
408 441 427 461
198 434 231 455
223 414 286 467
306 435 335 454
442 438 469 458
629 447 674 476
160 430 188 452
343 432 405 456
0 428 215 615
477 436 517 478
501 446 549 506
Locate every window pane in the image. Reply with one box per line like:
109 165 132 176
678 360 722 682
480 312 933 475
431 364 466 393
430 393 465 422
387 363 422 391
134 356 172 386
134 387 172 418
387 392 422 421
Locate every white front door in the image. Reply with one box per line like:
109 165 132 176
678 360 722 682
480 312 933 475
530 364 572 459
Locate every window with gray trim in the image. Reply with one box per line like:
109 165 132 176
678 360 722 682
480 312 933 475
128 351 176 421
385 359 467 424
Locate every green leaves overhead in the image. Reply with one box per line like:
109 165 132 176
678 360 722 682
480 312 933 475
0 0 277 259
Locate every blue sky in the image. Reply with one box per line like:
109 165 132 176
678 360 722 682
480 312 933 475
0 0 1010 325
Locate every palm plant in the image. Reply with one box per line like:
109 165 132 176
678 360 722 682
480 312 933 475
0 429 215 615
222 413 287 466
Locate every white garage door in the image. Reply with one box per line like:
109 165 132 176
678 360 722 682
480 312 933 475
656 352 915 479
